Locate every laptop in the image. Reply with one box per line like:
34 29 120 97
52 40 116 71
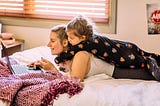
1 41 43 74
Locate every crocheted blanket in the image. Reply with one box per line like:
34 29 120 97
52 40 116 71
0 60 83 106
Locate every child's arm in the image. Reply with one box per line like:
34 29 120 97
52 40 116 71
54 51 74 64
54 41 91 64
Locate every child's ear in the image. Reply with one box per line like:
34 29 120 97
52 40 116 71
63 39 68 47
81 35 86 41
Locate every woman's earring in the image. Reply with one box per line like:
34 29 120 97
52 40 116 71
81 36 86 41
63 40 68 47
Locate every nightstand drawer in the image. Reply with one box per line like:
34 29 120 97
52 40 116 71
0 39 24 57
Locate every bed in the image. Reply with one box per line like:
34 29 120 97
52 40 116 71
0 46 160 106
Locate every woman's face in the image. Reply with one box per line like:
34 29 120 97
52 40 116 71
47 32 64 55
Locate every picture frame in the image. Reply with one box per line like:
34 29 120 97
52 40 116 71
147 3 160 34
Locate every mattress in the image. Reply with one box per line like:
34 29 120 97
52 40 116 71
1 46 160 106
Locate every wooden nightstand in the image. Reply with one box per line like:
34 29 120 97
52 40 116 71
0 39 24 57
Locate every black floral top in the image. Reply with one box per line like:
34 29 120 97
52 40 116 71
55 34 160 69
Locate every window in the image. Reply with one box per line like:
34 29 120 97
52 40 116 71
0 0 110 23
0 0 116 34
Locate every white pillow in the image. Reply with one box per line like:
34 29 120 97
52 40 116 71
11 46 57 68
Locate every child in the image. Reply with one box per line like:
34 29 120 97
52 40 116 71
54 15 160 80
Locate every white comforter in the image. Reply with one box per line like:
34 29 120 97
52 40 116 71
54 74 160 106
1 46 160 106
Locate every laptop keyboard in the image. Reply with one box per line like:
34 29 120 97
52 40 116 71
11 64 29 74
11 64 43 74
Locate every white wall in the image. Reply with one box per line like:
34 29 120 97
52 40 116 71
3 0 160 54
115 0 160 53
3 26 50 49
3 21 112 50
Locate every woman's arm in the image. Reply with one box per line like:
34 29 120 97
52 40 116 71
70 51 91 81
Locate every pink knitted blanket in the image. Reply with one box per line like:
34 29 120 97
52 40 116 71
0 60 83 106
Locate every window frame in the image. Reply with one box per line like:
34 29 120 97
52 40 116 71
0 0 117 34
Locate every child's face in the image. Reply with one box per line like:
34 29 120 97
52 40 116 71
67 30 84 46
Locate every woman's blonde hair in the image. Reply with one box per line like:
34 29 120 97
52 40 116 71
51 24 68 44
66 15 96 40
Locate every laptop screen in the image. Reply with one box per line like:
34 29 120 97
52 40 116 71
1 41 14 73
1 41 43 74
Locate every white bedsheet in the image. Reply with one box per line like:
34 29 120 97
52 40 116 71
1 46 160 106
0 76 160 106
54 74 160 106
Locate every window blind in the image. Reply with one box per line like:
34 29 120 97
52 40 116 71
0 0 24 16
0 0 110 22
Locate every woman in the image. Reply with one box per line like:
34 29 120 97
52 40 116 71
28 24 95 81
28 24 155 82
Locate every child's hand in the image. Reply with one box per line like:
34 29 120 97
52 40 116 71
59 60 71 72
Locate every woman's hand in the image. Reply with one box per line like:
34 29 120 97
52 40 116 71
27 57 57 71
39 57 57 71
27 61 41 69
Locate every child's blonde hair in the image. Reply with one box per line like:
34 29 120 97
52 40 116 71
66 15 96 41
